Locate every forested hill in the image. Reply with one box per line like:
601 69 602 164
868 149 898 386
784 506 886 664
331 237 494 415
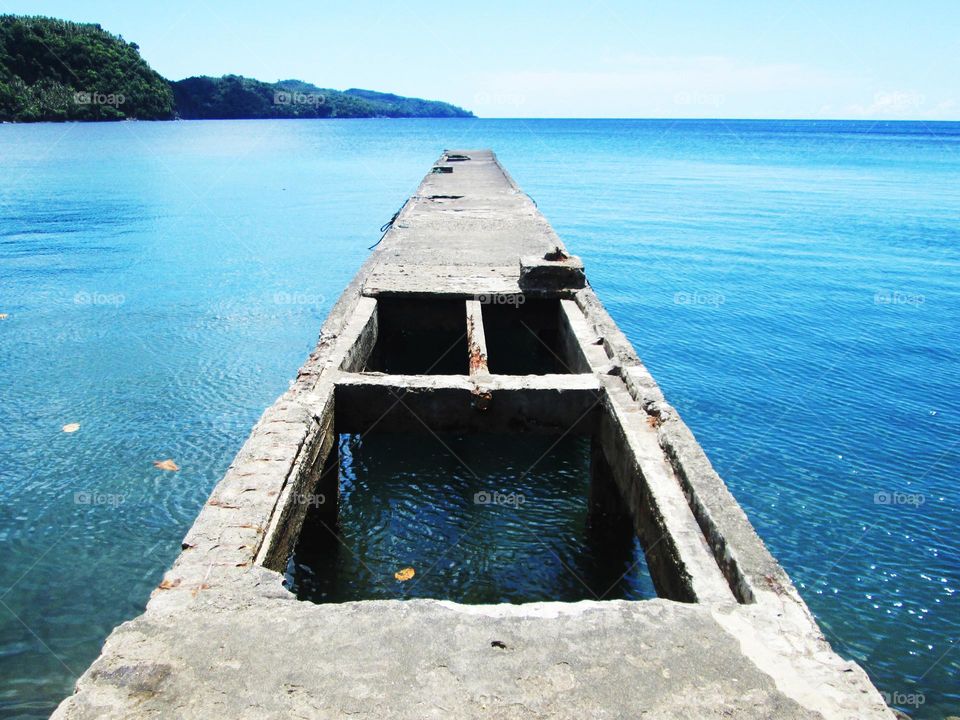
172 77 473 119
0 15 474 122
342 88 473 118
0 15 174 121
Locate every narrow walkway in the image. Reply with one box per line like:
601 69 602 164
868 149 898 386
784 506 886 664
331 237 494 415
53 151 893 720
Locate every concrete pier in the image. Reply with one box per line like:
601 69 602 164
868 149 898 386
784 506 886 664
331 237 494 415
53 151 894 719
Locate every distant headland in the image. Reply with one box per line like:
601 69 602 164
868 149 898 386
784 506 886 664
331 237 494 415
0 15 474 122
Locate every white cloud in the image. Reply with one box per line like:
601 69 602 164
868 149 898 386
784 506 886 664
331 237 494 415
839 92 958 120
471 56 850 117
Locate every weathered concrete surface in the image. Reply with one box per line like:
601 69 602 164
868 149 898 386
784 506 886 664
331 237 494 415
465 299 489 375
55 577 889 720
52 151 896 719
334 373 601 435
597 374 734 604
363 150 573 297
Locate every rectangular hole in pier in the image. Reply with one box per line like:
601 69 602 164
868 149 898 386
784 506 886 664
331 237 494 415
366 297 467 375
482 298 570 374
285 432 655 604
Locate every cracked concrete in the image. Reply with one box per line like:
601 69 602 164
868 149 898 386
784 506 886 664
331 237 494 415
54 578 890 719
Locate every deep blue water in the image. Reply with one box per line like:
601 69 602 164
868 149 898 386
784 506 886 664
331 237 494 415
287 434 655 604
0 119 957 718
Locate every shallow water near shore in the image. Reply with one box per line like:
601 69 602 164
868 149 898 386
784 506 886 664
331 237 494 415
0 118 957 718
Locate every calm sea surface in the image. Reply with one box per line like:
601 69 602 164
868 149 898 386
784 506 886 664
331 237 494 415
0 119 957 718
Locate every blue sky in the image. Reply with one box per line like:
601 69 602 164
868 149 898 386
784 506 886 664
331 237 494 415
6 0 958 119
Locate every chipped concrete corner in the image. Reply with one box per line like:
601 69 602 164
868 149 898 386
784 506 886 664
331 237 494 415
53 151 894 719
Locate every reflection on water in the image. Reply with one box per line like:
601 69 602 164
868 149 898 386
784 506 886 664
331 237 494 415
286 433 655 603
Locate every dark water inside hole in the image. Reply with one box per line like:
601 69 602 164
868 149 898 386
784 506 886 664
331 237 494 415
285 433 656 603
483 321 565 374
371 327 467 375
367 298 469 374
482 302 568 375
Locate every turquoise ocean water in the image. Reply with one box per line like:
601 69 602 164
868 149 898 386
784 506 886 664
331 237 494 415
0 119 957 718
